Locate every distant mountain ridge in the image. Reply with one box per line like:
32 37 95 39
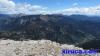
69 14 100 22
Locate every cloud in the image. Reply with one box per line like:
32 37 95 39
0 0 100 15
0 0 15 13
0 0 47 14
73 2 78 6
52 5 100 15
14 4 47 14
0 0 15 8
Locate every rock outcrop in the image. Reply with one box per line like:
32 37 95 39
0 40 99 56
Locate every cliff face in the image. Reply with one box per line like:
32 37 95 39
0 40 99 56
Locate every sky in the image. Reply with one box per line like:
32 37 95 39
0 0 100 15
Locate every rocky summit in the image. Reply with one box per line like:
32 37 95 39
0 39 99 56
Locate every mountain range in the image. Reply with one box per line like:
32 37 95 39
0 14 100 50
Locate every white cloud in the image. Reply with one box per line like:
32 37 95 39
0 0 100 15
52 5 100 15
14 4 47 14
0 0 47 14
73 2 78 6
0 0 16 13
0 0 15 8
